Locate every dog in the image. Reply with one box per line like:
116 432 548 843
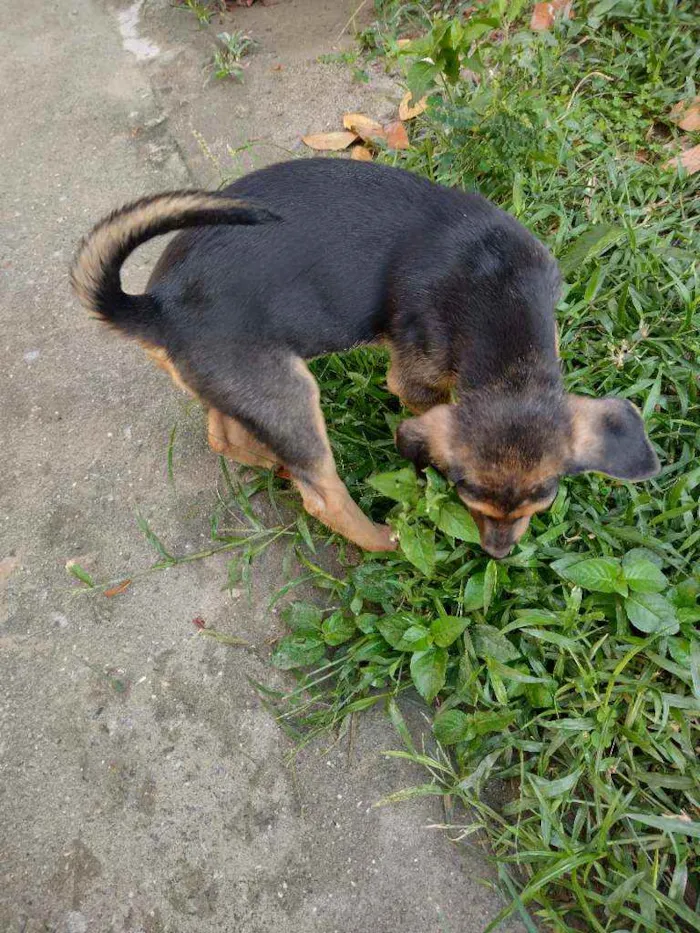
71 158 659 558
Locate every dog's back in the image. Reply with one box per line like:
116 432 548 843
148 159 558 363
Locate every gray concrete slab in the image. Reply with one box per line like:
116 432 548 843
0 2 525 931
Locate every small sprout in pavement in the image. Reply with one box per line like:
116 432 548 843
212 31 257 82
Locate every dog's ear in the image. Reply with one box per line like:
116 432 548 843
395 405 453 472
566 395 660 481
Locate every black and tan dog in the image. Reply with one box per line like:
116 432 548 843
71 159 659 558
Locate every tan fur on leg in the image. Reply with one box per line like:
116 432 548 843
207 408 279 469
282 360 396 550
294 466 396 552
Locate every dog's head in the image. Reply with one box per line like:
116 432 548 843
395 389 659 559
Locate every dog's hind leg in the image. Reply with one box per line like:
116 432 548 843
285 361 396 552
207 408 280 469
199 349 396 552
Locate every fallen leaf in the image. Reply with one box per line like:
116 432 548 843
663 135 695 154
670 96 700 132
664 143 700 176
103 579 132 598
384 120 410 150
530 0 573 32
399 91 428 121
191 616 206 629
351 145 373 161
342 112 385 142
302 131 358 151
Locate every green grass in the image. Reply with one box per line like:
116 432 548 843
266 2 700 930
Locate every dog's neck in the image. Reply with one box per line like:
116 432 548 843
456 346 562 398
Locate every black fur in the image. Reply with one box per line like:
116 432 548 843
73 159 659 556
142 160 564 466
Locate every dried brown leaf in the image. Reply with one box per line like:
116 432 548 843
384 120 410 150
103 579 132 598
302 131 358 151
670 96 700 133
399 91 428 121
351 145 373 161
342 113 385 142
664 143 700 176
530 0 573 32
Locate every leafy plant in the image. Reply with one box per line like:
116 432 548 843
262 0 700 929
211 30 257 81
175 0 219 27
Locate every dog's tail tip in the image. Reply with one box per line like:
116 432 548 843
70 189 279 333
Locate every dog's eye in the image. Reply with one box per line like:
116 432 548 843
457 480 485 500
529 480 560 502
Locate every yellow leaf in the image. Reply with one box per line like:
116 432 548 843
399 91 428 121
301 131 358 151
351 145 373 161
342 112 385 141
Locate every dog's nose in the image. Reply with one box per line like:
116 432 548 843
482 540 513 560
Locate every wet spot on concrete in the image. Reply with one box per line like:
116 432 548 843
117 0 160 61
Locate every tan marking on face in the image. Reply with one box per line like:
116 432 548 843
471 454 564 491
460 493 556 521
505 515 532 547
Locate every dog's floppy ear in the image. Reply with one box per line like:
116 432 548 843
395 405 452 472
566 395 660 481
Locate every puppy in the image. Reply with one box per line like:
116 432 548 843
71 159 659 558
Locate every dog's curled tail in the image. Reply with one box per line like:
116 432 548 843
70 190 277 335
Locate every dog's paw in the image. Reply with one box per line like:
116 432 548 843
363 523 398 553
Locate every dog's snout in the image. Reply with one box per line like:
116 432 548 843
474 514 531 560
482 539 513 560
481 527 515 559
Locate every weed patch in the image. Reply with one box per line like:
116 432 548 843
269 2 700 929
